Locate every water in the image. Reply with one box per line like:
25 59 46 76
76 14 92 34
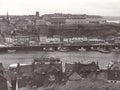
0 51 120 69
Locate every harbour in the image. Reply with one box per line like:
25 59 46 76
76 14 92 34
0 50 120 69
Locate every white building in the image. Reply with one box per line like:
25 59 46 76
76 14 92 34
36 19 51 25
65 18 106 25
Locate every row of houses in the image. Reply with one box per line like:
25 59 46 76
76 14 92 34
41 13 106 25
41 17 106 25
4 57 120 89
5 35 106 45
4 33 120 47
1 57 120 90
0 12 120 44
0 12 106 35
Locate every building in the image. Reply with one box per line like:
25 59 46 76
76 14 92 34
65 63 75 76
107 61 120 83
35 24 48 36
0 63 4 74
0 18 9 34
74 61 99 74
50 17 66 25
0 74 8 90
114 33 120 44
108 61 120 70
30 57 63 86
15 19 29 30
65 18 106 25
42 13 67 21
65 61 99 77
107 70 120 83
65 18 88 25
36 11 39 17
68 72 83 81
36 19 51 26
86 70 107 81
42 13 67 25
88 38 105 45
0 63 9 90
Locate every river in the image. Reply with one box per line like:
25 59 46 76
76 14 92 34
0 51 120 69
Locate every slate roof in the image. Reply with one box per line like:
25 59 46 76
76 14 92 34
65 61 99 73
108 70 120 80
109 62 120 70
34 64 62 75
69 72 83 81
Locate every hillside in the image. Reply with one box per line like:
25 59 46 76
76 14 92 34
103 16 120 21
48 24 120 39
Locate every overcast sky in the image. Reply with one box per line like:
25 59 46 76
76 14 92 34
0 0 120 16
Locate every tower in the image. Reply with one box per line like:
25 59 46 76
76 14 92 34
36 11 39 17
6 12 10 20
7 12 8 19
6 12 10 24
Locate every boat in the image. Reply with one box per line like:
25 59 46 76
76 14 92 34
9 63 30 69
77 47 86 51
43 47 55 52
8 50 16 53
58 47 69 52
111 49 120 53
96 48 110 54
90 47 97 51
111 47 120 53
8 63 31 72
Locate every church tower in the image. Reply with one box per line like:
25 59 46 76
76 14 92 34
36 11 39 17
6 12 10 24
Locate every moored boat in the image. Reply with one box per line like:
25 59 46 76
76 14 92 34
58 47 69 52
96 48 110 54
77 47 86 51
111 47 120 53
8 50 16 53
43 47 55 52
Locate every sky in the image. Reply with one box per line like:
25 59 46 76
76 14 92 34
0 0 120 16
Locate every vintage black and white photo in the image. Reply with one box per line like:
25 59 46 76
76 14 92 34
0 0 120 90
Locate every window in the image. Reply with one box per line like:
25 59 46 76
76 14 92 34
115 72 118 77
49 75 55 81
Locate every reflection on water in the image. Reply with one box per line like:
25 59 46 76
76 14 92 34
0 51 120 69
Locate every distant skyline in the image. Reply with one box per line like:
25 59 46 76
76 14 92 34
0 0 120 16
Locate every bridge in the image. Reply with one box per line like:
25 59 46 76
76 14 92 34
0 43 119 52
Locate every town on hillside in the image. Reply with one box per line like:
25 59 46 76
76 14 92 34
1 12 120 90
0 12 120 53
